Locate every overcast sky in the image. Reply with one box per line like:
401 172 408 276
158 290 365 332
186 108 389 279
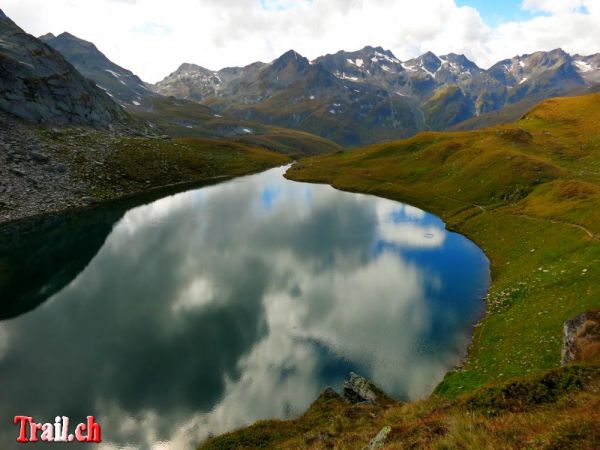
2 0 599 83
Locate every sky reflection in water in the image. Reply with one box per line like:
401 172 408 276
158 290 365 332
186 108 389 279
0 166 489 449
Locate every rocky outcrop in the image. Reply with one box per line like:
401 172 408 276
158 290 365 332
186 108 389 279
561 310 600 364
366 426 392 450
343 372 391 405
0 10 125 126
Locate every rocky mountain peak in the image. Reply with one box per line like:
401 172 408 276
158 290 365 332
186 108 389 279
374 46 395 57
357 45 397 59
419 51 442 72
527 48 571 68
0 11 125 126
52 31 100 52
403 51 442 77
38 32 56 42
42 30 156 108
441 53 480 70
176 62 213 75
272 49 309 70
0 9 7 19
262 50 311 86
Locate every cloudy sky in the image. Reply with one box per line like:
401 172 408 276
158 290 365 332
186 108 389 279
2 0 599 82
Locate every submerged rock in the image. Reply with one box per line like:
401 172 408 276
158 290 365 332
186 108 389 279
343 372 390 405
561 310 600 364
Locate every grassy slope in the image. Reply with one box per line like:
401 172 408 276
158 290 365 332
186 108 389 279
449 96 542 132
202 365 600 449
200 93 600 449
449 86 595 133
130 96 340 158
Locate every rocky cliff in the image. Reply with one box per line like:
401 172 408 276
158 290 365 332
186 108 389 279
0 9 125 126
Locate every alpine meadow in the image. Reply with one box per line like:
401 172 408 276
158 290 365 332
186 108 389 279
0 2 598 450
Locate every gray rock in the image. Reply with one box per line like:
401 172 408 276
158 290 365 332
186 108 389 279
30 151 49 163
343 372 389 404
82 196 100 205
366 426 392 450
561 310 600 364
9 168 26 177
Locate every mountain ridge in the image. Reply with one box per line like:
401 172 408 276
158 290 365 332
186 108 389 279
0 12 125 126
41 32 159 109
152 46 600 146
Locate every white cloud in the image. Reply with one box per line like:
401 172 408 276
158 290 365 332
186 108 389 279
487 0 599 62
522 0 588 14
1 0 599 82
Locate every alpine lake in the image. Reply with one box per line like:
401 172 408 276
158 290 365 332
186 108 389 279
0 166 489 449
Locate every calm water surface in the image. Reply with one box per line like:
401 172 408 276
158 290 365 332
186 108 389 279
0 166 489 449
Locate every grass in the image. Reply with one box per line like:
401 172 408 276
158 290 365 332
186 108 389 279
200 365 600 449
199 93 600 448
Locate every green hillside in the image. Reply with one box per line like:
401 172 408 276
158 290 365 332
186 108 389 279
201 93 600 449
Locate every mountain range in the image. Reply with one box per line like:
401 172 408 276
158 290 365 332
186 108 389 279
152 46 600 146
2 5 600 148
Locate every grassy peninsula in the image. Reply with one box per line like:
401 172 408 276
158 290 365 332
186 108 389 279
200 94 600 449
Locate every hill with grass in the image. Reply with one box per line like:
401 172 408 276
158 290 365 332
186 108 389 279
201 93 600 448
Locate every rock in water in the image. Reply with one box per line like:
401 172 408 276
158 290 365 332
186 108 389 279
343 372 390 404
561 310 600 364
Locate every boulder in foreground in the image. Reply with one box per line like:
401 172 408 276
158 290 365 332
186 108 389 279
561 310 600 364
343 372 392 405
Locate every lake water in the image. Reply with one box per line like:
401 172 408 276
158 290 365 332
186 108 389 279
0 166 489 449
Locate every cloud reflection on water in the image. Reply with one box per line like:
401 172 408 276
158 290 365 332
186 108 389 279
0 167 488 449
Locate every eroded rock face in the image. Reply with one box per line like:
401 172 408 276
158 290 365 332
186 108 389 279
561 311 600 365
0 10 125 126
343 372 390 405
41 32 159 109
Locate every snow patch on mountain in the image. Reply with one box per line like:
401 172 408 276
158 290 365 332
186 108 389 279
575 60 593 72
105 69 121 78
347 58 364 67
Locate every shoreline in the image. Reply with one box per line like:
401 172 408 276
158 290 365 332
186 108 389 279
0 174 231 228
199 97 599 447
283 168 496 393
283 95 600 396
0 115 291 228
